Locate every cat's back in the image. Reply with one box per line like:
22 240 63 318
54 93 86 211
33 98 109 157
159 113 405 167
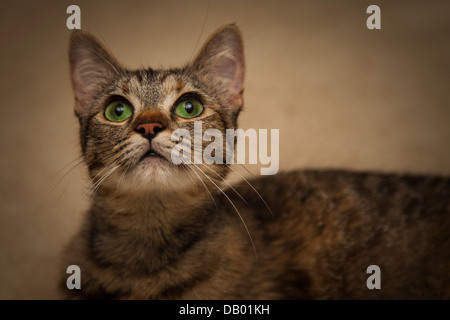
227 169 450 298
239 169 450 221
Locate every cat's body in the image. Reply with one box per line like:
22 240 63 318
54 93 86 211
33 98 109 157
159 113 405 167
63 170 450 299
61 25 450 299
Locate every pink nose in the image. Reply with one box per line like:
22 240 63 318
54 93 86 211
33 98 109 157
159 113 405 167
136 123 164 136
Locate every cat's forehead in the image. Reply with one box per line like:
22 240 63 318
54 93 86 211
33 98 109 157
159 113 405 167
115 69 197 111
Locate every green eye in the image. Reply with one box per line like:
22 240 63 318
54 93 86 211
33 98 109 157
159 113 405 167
174 98 204 119
104 101 133 122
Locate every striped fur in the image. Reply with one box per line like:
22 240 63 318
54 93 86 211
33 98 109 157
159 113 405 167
61 25 450 299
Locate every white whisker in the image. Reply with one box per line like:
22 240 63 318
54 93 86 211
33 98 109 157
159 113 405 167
198 163 248 205
191 163 257 258
85 164 120 199
180 159 217 208
226 163 273 216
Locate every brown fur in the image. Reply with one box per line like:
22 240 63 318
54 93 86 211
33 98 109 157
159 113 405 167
61 25 450 299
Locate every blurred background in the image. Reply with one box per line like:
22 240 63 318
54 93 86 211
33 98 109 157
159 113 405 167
0 0 449 299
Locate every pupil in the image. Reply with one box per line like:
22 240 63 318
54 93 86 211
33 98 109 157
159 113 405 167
115 104 124 116
184 102 194 114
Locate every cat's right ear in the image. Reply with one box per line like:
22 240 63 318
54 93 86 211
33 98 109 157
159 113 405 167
69 31 121 118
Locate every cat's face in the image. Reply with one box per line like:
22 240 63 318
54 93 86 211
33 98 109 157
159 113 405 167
69 25 245 194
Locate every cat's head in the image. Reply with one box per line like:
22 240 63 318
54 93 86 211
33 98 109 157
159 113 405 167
69 25 245 194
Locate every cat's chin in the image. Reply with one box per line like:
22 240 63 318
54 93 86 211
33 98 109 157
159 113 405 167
115 159 194 194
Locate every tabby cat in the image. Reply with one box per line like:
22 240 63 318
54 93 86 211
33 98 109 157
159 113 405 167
61 24 450 299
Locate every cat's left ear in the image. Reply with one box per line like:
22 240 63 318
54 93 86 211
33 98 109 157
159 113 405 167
189 24 245 115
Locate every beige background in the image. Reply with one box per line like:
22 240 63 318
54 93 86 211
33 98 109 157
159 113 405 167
0 0 449 299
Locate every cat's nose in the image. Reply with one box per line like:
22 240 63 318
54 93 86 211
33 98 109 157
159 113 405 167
135 122 164 138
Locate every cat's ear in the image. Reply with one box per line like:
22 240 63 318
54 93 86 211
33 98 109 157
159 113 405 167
190 24 245 114
69 31 121 118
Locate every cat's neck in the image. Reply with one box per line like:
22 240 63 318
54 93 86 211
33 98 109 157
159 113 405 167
85 186 220 274
91 186 217 231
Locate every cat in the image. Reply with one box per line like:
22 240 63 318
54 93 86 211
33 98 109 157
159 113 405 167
61 24 450 299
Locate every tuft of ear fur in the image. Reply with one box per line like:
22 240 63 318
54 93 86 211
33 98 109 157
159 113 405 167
69 31 121 118
190 24 245 115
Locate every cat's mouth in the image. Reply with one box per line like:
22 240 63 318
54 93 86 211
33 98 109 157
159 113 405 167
139 148 168 163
